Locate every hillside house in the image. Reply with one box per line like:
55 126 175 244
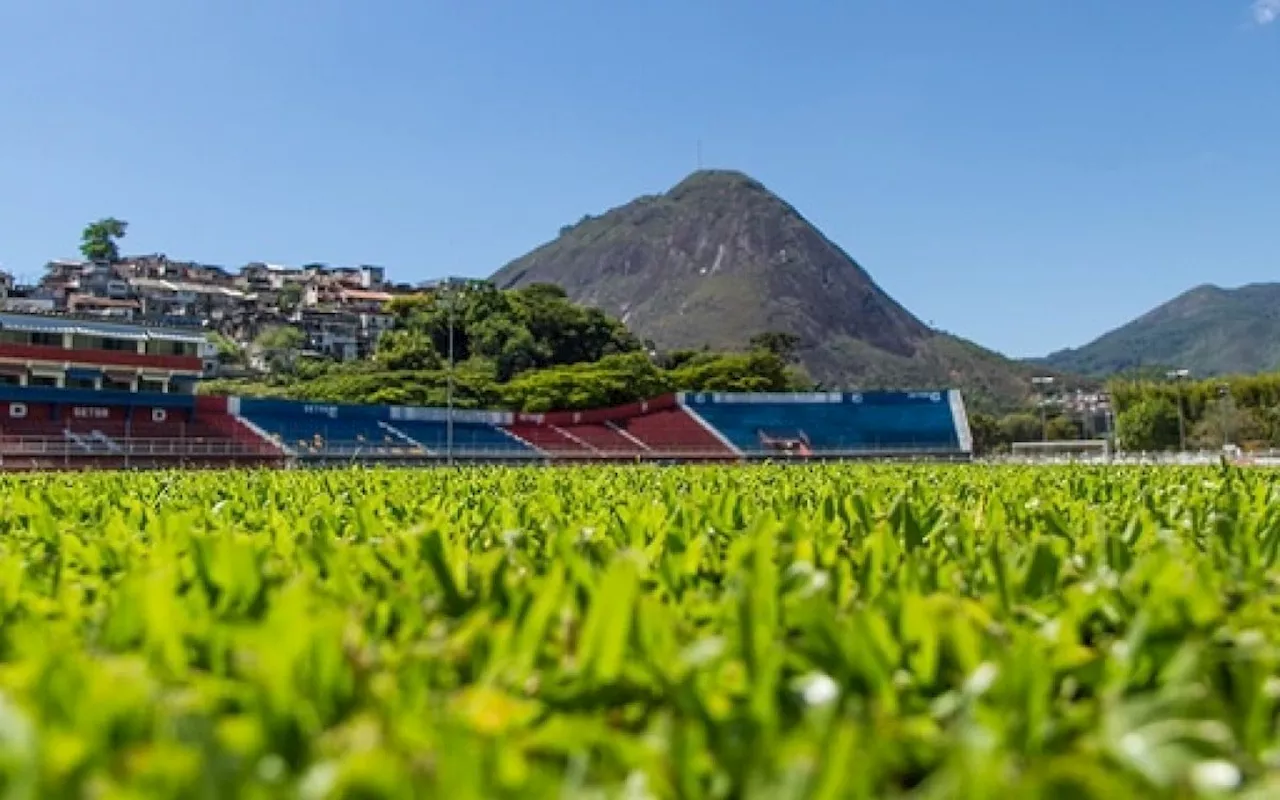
128 277 248 320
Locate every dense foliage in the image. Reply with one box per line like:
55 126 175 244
1 465 1279 797
79 218 128 263
203 282 808 410
1109 373 1280 451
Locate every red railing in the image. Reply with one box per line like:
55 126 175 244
0 435 280 458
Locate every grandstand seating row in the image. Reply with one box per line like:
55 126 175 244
0 386 972 470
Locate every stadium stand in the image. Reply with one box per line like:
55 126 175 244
1 387 975 470
504 421 586 455
680 391 971 457
0 313 280 469
507 395 733 459
235 398 409 456
622 405 733 457
387 406 534 457
0 312 975 470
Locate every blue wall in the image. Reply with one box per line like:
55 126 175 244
0 385 195 410
234 397 531 454
681 391 967 453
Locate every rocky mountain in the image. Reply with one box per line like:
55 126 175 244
1038 283 1280 377
491 170 1044 410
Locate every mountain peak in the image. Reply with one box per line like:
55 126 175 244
1041 282 1280 377
491 172 1038 407
668 169 767 193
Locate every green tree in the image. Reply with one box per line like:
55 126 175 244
1251 405 1280 448
255 326 305 351
1046 414 1080 441
748 331 802 362
1116 397 1181 451
279 283 304 311
208 332 244 366
374 330 440 371
500 353 669 412
254 326 306 374
967 412 1003 455
79 218 128 262
997 412 1042 444
1191 394 1262 449
383 282 638 378
666 351 800 393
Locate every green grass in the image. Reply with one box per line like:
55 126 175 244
1 465 1279 797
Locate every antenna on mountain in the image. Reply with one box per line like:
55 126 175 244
696 139 703 170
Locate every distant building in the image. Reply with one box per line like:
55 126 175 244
66 294 141 319
290 309 360 362
19 253 427 371
0 311 209 392
128 277 248 319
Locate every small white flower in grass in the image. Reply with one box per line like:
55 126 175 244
1236 629 1265 648
1039 618 1061 640
624 770 655 800
1190 759 1241 793
786 561 814 578
1119 732 1147 761
679 637 725 668
796 672 839 707
809 571 830 592
256 754 286 783
964 662 998 696
299 762 338 800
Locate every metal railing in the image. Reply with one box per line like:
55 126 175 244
0 435 279 458
282 440 969 462
1 434 972 470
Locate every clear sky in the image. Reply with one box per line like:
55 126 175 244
2 1 1277 358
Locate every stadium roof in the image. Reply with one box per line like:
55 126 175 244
0 312 207 344
129 277 247 298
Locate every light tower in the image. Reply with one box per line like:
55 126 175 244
1031 376 1055 441
1166 368 1190 452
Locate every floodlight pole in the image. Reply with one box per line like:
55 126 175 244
1218 383 1230 450
1167 369 1189 452
443 278 470 467
1031 376 1055 442
446 285 454 467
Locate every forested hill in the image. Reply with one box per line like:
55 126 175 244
201 282 809 411
1038 283 1280 377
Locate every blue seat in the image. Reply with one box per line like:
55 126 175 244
244 415 403 450
391 421 533 454
683 392 963 454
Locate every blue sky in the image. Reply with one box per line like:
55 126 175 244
2 1 1278 358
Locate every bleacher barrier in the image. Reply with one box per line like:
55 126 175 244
0 386 977 471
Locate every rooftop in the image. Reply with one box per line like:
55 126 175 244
129 277 247 298
0 310 209 343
